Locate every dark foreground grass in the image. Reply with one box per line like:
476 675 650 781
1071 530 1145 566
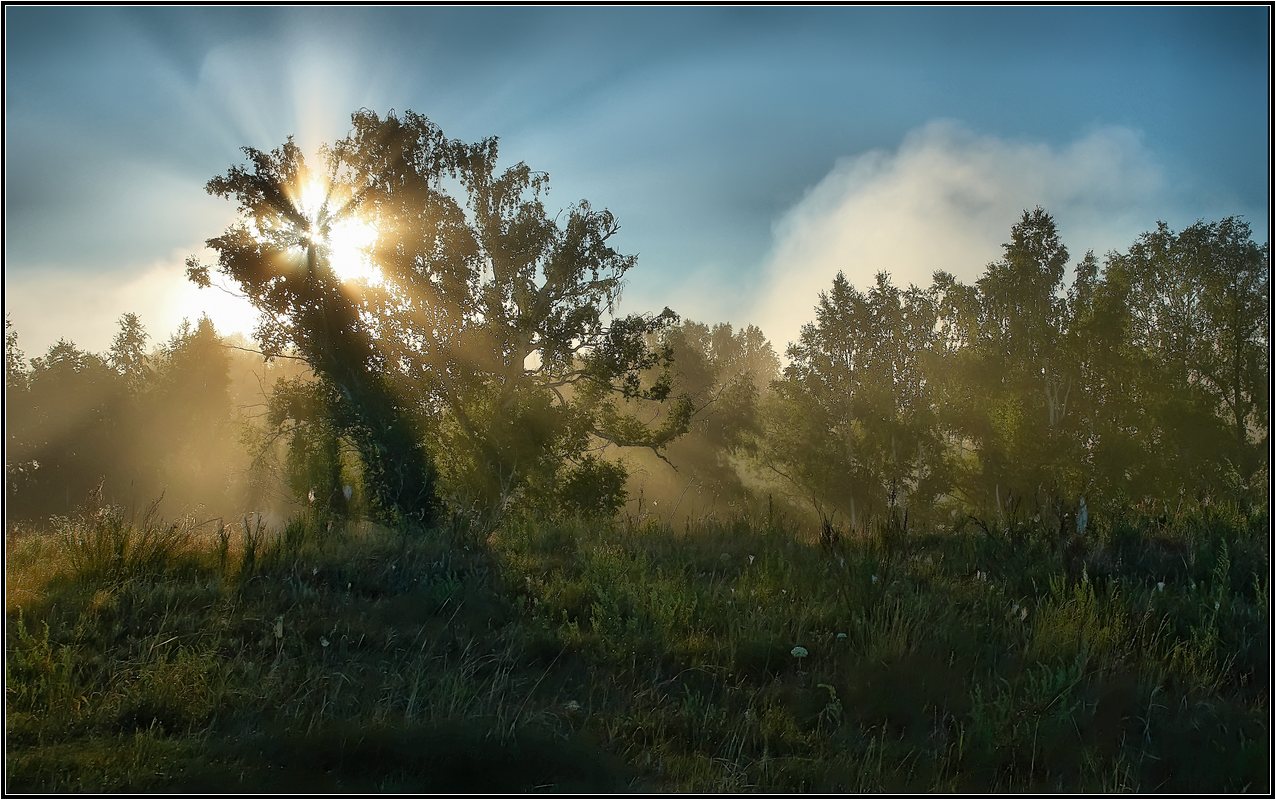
5 501 1270 792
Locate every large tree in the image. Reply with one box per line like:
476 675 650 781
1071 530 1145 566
189 109 680 526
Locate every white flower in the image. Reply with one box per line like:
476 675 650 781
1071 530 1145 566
320 636 330 648
343 484 353 501
307 488 317 504
871 575 879 584
564 700 582 713
791 645 809 659
1156 581 1165 592
836 632 847 641
748 554 756 565
1020 607 1028 621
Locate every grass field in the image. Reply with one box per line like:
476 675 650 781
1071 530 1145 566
5 501 1269 792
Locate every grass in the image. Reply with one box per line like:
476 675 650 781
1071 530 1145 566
5 500 1270 792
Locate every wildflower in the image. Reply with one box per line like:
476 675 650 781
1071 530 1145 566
975 570 987 582
836 632 847 641
791 645 809 659
564 700 582 713
312 566 319 577
1156 581 1165 593
307 488 316 504
748 554 756 565
320 636 330 648
343 484 353 501
871 574 879 584
1214 601 1220 611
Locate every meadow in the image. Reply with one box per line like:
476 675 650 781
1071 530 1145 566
6 499 1268 792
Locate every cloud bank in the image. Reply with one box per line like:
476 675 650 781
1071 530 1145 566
748 121 1169 354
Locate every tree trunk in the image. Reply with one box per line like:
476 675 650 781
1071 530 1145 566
301 265 438 528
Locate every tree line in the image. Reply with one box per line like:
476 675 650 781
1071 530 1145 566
4 110 1268 532
668 211 1269 532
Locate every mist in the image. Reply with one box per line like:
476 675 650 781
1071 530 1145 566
749 121 1170 353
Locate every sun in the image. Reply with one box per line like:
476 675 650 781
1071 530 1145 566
294 178 384 286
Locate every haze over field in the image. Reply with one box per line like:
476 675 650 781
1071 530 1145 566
4 6 1269 355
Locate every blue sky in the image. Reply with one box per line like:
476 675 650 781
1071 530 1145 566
4 5 1270 354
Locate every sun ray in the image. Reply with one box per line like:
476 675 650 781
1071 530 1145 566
289 176 385 286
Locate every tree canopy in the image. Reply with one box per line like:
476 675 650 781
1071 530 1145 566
187 110 685 526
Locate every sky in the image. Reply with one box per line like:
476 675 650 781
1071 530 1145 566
4 5 1270 358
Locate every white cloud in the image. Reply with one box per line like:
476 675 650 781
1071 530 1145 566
748 121 1169 354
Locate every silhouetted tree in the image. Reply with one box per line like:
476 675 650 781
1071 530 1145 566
108 312 151 392
189 109 683 525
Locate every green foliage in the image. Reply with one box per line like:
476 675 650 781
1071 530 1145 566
761 209 1268 530
553 455 629 517
6 500 1269 793
191 109 692 527
766 270 947 527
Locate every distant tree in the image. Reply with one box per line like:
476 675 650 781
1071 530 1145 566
930 208 1079 521
17 340 123 516
624 320 780 516
5 314 28 394
764 271 946 528
189 109 683 525
108 312 151 392
5 317 36 500
120 316 242 512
